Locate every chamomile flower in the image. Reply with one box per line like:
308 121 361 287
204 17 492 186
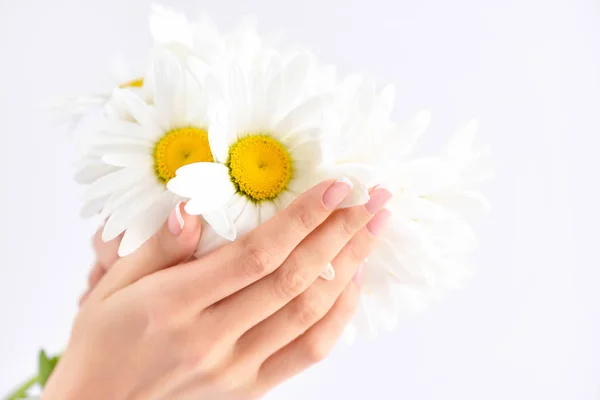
50 59 150 133
78 50 217 256
347 120 492 338
166 50 335 260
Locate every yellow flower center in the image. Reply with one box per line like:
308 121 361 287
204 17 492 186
154 127 214 184
227 134 293 202
119 78 144 89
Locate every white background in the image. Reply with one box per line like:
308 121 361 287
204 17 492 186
0 0 598 399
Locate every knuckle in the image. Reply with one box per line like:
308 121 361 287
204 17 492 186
241 245 274 278
338 215 356 238
276 262 310 300
294 296 323 327
291 203 319 232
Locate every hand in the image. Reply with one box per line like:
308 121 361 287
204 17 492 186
78 227 122 306
44 180 392 400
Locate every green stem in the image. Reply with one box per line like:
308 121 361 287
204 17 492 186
4 374 39 400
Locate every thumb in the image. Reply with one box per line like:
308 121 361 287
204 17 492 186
88 202 202 302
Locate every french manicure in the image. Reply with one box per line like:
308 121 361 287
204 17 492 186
323 178 354 210
365 187 392 214
319 263 336 281
168 201 185 236
366 208 391 236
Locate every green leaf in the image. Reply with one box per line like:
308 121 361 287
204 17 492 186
38 349 60 388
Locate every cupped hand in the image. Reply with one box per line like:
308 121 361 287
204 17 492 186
44 180 391 400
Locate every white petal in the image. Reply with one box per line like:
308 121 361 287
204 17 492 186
167 162 233 200
289 139 323 162
102 153 154 168
396 158 459 195
234 201 260 237
80 196 108 218
153 51 188 130
100 120 154 141
111 89 162 138
149 4 194 48
273 190 297 211
274 94 330 137
258 201 278 224
102 185 164 242
429 190 491 223
75 163 119 184
83 168 146 201
207 108 233 163
203 207 236 241
118 191 176 256
265 53 311 119
100 181 159 221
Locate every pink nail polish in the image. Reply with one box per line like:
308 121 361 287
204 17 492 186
353 263 365 285
168 202 185 236
322 178 354 210
366 209 391 236
365 188 392 214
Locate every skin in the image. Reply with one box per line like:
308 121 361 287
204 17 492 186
44 180 392 400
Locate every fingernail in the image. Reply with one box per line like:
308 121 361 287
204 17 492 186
353 263 365 285
365 187 392 214
168 201 185 236
367 208 391 236
319 263 335 281
323 178 354 210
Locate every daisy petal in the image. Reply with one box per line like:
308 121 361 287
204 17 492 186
167 162 233 199
117 191 176 256
102 184 164 242
203 208 236 241
83 168 145 201
111 89 162 138
102 153 154 169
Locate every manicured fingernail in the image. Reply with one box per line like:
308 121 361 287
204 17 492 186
353 263 365 285
319 263 335 281
323 178 353 210
168 201 185 236
365 187 392 214
367 208 391 236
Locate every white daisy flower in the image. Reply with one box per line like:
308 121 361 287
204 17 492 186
78 50 216 256
51 4 243 133
320 75 432 207
49 59 150 133
322 77 492 338
166 50 335 261
149 4 263 78
352 120 492 339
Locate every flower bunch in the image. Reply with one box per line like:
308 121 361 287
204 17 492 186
68 5 492 339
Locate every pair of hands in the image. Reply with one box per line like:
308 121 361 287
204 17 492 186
43 180 392 400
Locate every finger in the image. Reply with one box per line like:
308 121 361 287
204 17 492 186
92 227 122 269
159 179 353 309
234 208 390 363
210 188 391 338
87 262 107 289
88 202 202 301
251 280 362 397
78 289 91 307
